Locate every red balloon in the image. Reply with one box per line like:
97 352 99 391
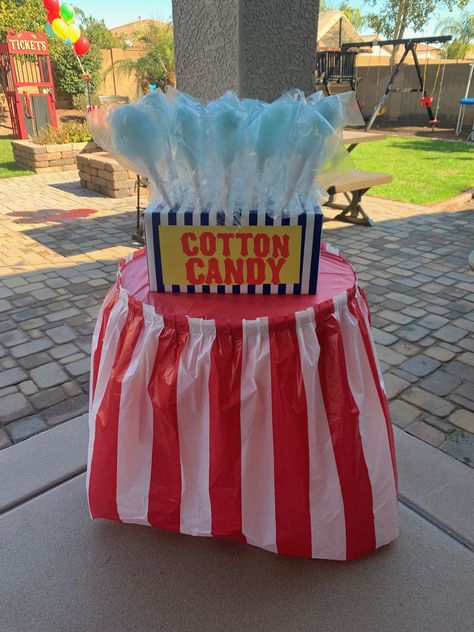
43 0 60 13
47 8 59 23
74 35 90 56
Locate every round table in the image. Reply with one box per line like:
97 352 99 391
87 244 399 561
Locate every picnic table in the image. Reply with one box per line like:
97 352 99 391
342 129 387 153
322 130 391 226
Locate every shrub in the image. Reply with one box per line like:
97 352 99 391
33 121 91 145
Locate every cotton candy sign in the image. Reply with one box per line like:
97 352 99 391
145 205 323 294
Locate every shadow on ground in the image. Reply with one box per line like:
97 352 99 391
9 209 136 256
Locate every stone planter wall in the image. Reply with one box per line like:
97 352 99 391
77 152 137 198
12 140 99 173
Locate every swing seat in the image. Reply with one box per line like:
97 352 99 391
420 96 433 108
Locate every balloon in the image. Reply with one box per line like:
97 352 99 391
47 9 59 23
43 0 60 13
51 18 69 39
67 23 81 43
65 38 72 46
44 22 57 38
59 3 75 24
74 35 90 56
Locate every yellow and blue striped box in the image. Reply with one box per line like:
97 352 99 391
144 204 323 294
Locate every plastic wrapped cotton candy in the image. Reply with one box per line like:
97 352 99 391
173 94 206 209
250 97 298 210
86 87 355 219
312 95 345 134
312 91 365 132
208 102 246 212
109 104 173 207
278 105 326 212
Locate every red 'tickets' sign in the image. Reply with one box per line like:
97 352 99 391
6 30 49 55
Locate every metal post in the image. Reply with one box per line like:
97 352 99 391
456 62 474 136
365 44 411 131
411 44 436 123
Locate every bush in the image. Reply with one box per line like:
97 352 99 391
33 121 91 145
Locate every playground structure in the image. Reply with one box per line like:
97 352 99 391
341 35 452 131
0 30 58 139
316 49 358 94
455 62 474 144
316 15 359 95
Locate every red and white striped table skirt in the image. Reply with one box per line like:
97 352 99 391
87 244 398 561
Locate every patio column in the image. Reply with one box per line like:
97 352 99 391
171 0 319 102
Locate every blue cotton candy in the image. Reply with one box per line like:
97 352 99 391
252 99 294 164
110 105 161 171
212 107 243 166
313 96 344 131
109 104 172 206
92 86 351 216
174 96 204 167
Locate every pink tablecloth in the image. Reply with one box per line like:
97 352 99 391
87 244 398 561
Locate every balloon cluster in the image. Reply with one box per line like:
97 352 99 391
87 89 356 220
43 0 90 56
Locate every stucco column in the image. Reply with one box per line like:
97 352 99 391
172 0 319 101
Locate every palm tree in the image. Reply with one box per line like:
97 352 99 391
106 21 175 93
437 13 474 60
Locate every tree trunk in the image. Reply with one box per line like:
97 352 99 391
390 0 405 67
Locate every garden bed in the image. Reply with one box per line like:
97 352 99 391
11 139 99 174
77 151 136 198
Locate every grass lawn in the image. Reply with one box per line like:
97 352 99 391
352 136 473 205
0 136 33 179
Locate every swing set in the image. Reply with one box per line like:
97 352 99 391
341 35 452 131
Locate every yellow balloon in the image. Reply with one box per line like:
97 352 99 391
68 23 81 43
51 18 69 40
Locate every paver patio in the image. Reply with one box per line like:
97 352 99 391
0 169 473 466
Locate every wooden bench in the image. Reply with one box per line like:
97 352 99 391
322 169 392 226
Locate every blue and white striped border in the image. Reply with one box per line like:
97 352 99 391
145 204 323 294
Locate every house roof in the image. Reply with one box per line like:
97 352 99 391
317 10 345 39
317 10 364 49
110 19 170 48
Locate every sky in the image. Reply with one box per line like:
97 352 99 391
76 0 466 37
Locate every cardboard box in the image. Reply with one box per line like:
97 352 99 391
144 204 323 294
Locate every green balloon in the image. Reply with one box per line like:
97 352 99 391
60 3 75 24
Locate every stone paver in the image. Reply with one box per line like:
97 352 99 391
406 420 446 447
388 399 420 428
420 370 462 396
0 392 34 424
0 367 27 389
0 428 12 448
399 354 441 377
30 362 68 390
0 169 473 469
449 409 474 434
440 430 474 466
5 415 48 442
384 374 410 399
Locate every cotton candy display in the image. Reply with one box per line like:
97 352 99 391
86 89 353 221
